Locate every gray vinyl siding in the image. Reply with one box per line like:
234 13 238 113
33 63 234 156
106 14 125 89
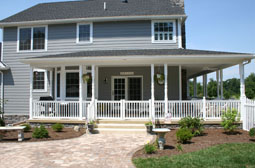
2 20 179 115
98 66 179 101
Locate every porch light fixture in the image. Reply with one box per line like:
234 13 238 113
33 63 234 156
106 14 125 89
104 78 108 84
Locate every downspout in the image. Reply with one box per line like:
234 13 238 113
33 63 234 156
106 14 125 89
0 71 3 118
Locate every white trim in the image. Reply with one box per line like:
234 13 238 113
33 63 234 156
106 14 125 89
76 23 93 44
164 64 168 115
79 65 83 119
177 19 182 48
96 66 99 99
220 69 224 99
50 70 53 97
32 68 48 93
17 26 48 52
179 65 182 100
111 76 143 100
151 20 177 44
91 65 95 101
0 15 187 27
1 28 4 62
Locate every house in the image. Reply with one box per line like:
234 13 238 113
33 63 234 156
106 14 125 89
0 0 254 127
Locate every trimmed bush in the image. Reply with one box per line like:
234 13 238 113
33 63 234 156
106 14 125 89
249 128 255 138
32 125 49 139
52 123 64 132
144 143 157 154
21 124 31 132
179 117 204 136
176 128 193 144
221 109 240 133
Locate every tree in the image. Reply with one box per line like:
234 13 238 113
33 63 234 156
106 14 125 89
245 73 255 99
207 78 217 98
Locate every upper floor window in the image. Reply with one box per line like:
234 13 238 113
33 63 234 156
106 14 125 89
18 26 47 52
152 21 176 43
33 69 47 92
76 23 93 43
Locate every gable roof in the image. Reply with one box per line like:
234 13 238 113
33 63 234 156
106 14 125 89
0 0 185 24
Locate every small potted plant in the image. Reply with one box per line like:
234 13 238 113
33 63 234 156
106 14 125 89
87 120 95 134
145 121 153 134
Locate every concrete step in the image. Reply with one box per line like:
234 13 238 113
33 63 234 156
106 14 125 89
96 124 146 129
96 120 150 124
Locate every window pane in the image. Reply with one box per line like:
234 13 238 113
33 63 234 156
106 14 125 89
33 71 45 90
33 27 45 50
79 25 90 42
57 73 60 97
87 73 92 98
66 73 79 97
19 28 31 50
153 22 174 41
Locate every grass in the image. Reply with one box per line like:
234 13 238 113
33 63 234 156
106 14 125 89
133 143 255 168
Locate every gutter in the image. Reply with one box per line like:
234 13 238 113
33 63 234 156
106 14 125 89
0 15 187 27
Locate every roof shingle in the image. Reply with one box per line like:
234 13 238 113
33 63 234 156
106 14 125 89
0 0 185 23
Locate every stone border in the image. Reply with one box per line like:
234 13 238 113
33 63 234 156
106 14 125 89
126 134 157 168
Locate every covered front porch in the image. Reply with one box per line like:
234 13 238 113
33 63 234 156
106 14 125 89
23 49 254 122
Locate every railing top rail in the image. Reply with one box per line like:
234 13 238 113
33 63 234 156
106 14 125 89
206 100 241 103
97 100 121 103
33 101 80 103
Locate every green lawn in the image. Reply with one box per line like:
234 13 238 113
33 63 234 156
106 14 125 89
133 143 255 168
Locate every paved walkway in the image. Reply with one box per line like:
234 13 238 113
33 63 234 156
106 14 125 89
0 133 153 168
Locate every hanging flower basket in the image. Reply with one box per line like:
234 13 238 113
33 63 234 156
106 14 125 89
154 73 165 85
82 73 91 83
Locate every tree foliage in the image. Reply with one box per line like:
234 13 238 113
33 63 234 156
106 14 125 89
188 73 255 100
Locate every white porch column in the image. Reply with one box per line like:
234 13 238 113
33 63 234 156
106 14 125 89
239 63 246 123
220 70 223 99
216 71 220 99
164 64 168 116
79 65 83 120
203 74 207 98
91 65 96 120
177 19 182 49
151 64 155 122
193 77 197 97
29 67 33 119
50 70 53 97
179 65 182 100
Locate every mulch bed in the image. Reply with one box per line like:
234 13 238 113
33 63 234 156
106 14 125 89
133 128 255 159
0 128 86 142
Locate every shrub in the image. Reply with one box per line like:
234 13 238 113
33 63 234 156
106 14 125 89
32 125 49 139
176 143 183 152
249 128 255 137
221 108 240 133
144 143 157 154
52 123 64 132
176 128 193 144
0 117 5 126
179 117 204 136
21 123 31 132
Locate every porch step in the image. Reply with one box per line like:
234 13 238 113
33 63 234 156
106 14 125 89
95 121 147 134
96 120 150 124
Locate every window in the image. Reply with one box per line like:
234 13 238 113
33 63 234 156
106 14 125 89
33 69 47 92
87 72 92 98
57 73 60 98
66 72 79 98
18 26 47 51
152 21 176 43
77 23 93 43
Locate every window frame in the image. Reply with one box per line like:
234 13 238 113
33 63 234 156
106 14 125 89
17 26 48 52
151 20 176 44
76 23 93 44
33 68 48 93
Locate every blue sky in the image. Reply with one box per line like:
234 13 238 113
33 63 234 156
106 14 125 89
0 0 254 82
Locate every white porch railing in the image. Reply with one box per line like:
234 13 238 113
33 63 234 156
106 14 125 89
243 98 255 131
32 101 90 119
32 99 242 121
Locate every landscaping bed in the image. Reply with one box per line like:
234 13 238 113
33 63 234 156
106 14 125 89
0 127 86 142
133 128 253 159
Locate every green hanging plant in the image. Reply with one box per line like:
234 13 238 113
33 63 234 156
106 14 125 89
154 73 165 85
82 73 92 83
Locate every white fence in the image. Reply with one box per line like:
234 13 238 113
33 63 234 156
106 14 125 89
243 98 255 131
32 101 90 119
32 99 241 121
